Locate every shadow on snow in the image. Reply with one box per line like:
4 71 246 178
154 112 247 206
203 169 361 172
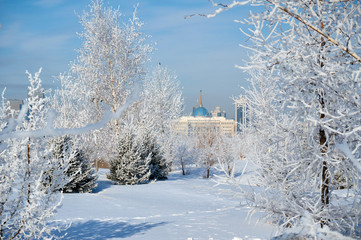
92 180 113 193
54 220 167 239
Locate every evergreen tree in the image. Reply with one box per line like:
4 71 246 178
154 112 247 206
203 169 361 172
49 136 97 193
108 127 151 185
141 133 168 180
64 148 97 193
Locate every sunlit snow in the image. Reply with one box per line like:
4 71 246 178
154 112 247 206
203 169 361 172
53 168 275 240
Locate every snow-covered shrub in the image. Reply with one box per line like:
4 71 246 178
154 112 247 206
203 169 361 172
63 148 97 193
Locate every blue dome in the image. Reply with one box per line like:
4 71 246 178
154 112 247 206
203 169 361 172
192 106 209 117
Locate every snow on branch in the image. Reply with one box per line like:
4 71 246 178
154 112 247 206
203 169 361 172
263 0 361 63
336 140 361 175
0 86 140 141
186 0 361 63
185 0 251 19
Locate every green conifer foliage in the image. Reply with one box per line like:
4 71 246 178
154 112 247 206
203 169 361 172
141 134 168 180
49 136 97 193
108 131 151 185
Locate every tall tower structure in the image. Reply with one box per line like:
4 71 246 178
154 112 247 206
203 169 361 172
192 90 210 117
235 97 248 132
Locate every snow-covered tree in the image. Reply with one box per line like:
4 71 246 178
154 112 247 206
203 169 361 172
52 73 92 130
142 64 183 143
49 136 97 193
113 64 183 181
72 0 152 162
108 119 151 185
215 134 242 177
202 0 361 237
165 134 196 175
195 124 218 178
138 65 183 179
141 130 168 181
0 69 69 239
51 73 95 151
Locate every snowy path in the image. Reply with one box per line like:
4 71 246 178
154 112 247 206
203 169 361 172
54 170 275 239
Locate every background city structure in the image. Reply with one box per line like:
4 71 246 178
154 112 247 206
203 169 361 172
234 97 248 133
174 91 235 136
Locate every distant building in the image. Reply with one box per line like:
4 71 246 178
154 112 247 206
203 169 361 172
234 97 249 132
211 106 226 118
5 99 24 119
9 99 23 111
173 91 235 136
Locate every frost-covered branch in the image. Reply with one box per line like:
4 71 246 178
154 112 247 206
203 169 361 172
188 0 361 62
185 0 251 19
201 0 361 238
0 86 139 141
263 0 361 63
336 140 361 175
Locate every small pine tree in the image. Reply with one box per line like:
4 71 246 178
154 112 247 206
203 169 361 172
63 149 97 193
141 134 168 180
48 136 97 193
108 131 151 185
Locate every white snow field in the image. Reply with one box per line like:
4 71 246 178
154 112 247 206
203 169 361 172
53 169 276 240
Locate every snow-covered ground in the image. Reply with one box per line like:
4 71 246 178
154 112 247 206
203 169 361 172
53 168 276 240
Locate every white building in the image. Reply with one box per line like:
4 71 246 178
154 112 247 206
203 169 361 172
173 91 235 136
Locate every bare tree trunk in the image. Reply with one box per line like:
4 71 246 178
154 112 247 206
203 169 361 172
10 140 32 240
27 141 31 204
320 111 330 227
180 157 185 175
319 19 330 225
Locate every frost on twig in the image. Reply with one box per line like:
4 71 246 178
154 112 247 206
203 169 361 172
0 84 139 141
202 0 361 238
185 0 251 19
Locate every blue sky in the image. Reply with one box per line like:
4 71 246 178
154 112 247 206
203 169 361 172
0 0 252 119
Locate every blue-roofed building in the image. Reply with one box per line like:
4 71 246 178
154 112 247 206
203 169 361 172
192 106 210 117
173 91 235 136
192 90 210 117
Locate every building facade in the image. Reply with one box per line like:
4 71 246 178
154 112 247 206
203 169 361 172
173 91 235 136
211 106 226 118
234 97 249 132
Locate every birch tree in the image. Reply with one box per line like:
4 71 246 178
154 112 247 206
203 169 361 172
72 0 152 161
200 0 361 238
